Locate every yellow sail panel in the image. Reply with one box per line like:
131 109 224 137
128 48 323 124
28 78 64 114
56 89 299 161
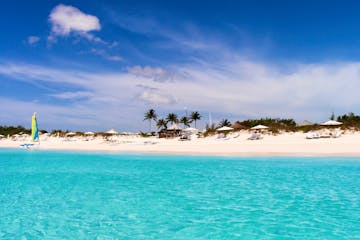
31 113 39 142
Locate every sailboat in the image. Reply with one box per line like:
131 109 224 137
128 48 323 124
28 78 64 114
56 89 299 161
31 112 39 142
20 112 39 149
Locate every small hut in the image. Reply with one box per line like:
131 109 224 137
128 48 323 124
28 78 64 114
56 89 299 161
158 123 182 138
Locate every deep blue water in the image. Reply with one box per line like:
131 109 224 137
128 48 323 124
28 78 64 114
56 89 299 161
0 149 359 239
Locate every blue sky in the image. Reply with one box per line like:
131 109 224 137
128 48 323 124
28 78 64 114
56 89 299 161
1 0 360 131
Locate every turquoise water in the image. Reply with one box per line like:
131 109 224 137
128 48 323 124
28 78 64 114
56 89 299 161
0 149 359 239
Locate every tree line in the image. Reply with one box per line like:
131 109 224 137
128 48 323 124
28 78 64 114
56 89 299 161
2 112 360 136
144 110 360 134
144 109 201 132
0 125 49 136
0 125 31 136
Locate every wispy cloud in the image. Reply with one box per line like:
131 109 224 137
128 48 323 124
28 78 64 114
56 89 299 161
128 66 166 78
107 11 221 54
127 65 191 83
90 48 122 62
50 91 94 100
27 36 40 45
1 57 360 131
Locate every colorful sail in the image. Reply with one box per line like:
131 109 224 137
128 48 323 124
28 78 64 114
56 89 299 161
31 112 39 142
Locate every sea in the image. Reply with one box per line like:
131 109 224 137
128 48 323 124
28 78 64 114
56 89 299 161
0 148 359 239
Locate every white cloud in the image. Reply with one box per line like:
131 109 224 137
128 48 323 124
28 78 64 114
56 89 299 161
135 85 176 104
90 48 122 61
128 66 166 78
0 63 90 85
27 36 40 45
137 90 176 104
106 56 122 62
50 91 93 99
127 66 190 82
49 4 101 41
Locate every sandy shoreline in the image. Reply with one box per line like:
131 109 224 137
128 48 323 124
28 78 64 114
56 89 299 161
1 132 360 157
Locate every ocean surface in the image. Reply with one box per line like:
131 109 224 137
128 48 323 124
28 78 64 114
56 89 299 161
0 149 359 239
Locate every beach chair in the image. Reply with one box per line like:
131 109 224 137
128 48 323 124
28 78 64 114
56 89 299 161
216 133 225 139
247 133 258 140
320 130 331 138
179 134 191 141
306 132 319 139
313 132 320 139
232 132 240 138
247 133 264 140
332 131 342 138
305 132 313 139
320 133 331 138
143 141 158 145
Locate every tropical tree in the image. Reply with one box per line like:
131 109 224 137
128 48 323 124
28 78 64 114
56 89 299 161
144 109 157 132
218 119 231 128
166 113 179 125
190 111 201 128
156 118 167 130
179 116 191 128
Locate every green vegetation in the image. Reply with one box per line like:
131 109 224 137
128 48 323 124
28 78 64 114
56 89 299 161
203 123 216 137
190 111 201 128
218 119 232 128
0 125 48 137
240 118 296 129
146 110 201 134
144 109 157 132
337 112 360 129
204 118 297 136
156 118 168 130
239 118 296 133
166 113 179 125
179 116 191 128
51 129 68 135
0 125 30 136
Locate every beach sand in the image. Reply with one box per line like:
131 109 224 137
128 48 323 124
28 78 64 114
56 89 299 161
1 131 360 156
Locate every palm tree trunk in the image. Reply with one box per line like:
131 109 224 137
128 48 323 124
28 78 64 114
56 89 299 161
149 120 151 133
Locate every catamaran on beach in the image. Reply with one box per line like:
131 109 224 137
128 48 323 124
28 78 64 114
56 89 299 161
19 112 39 149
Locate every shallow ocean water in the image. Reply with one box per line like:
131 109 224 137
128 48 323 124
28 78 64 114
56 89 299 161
0 149 359 239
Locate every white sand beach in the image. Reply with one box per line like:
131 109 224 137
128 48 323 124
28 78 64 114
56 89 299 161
1 131 360 156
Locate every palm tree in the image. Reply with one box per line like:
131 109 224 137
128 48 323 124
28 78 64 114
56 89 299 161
156 118 167 130
190 111 201 128
166 113 178 125
144 109 157 132
218 119 231 128
179 116 191 128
